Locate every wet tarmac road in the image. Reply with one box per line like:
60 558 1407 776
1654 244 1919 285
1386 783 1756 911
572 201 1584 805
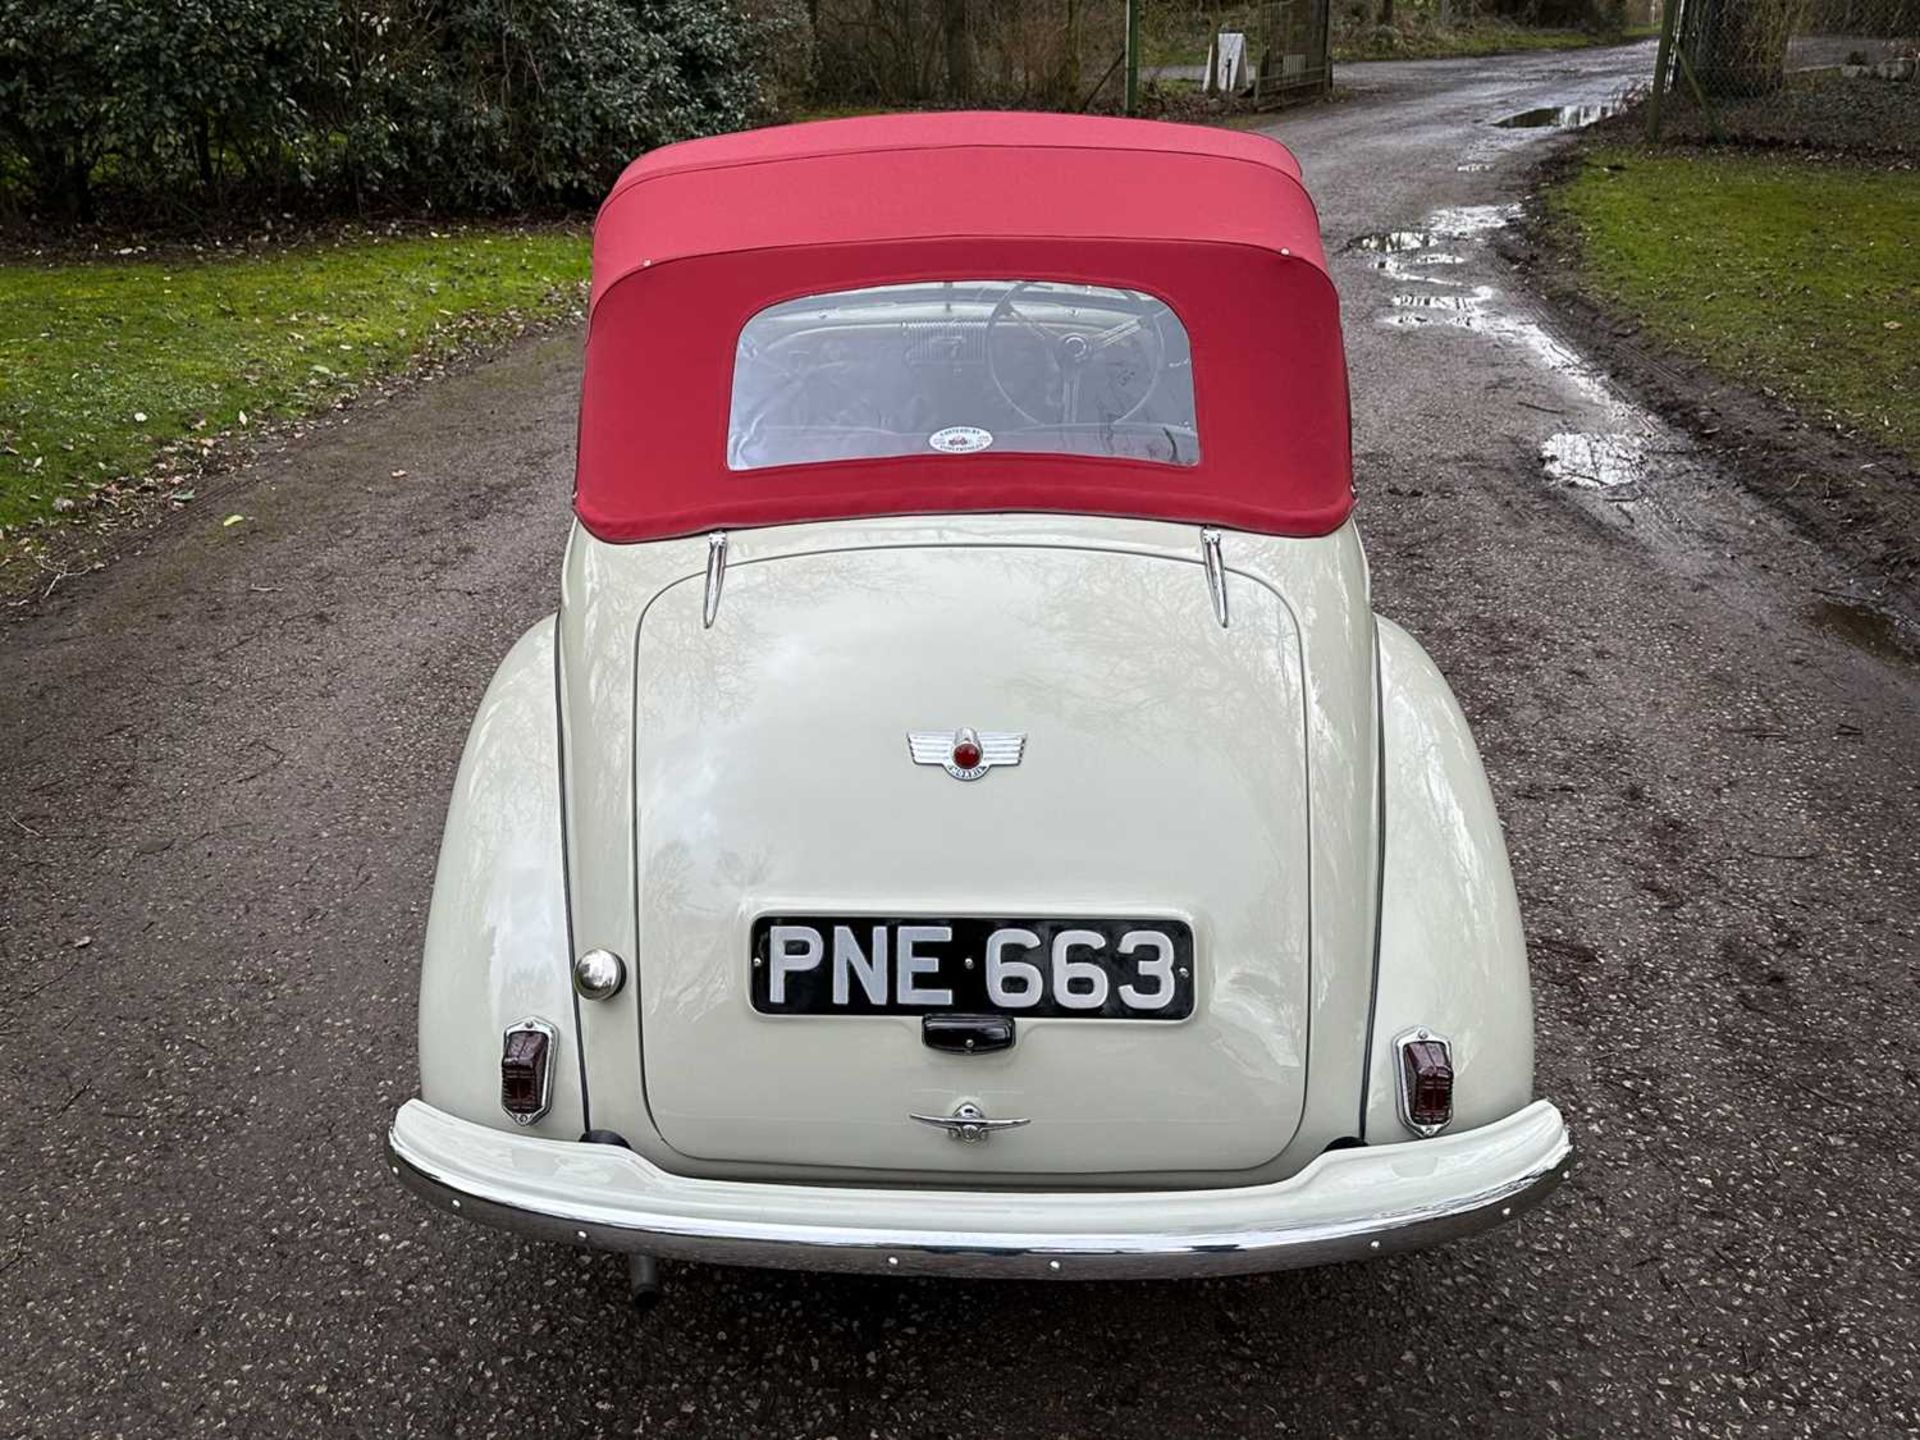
4 43 1917 1439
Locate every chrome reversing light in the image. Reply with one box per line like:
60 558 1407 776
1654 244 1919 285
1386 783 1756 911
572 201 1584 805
572 948 627 1002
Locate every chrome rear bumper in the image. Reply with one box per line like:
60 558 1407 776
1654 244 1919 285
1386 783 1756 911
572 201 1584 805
386 1099 1571 1280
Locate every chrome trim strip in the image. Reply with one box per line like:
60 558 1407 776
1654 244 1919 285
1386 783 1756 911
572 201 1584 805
1357 613 1388 1136
550 611 593 1133
1201 527 1229 628
386 1108 1572 1281
702 532 729 628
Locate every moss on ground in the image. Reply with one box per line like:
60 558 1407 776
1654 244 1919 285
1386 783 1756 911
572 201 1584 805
0 226 589 537
1549 146 1919 458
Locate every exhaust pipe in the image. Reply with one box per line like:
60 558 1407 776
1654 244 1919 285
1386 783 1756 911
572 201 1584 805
627 1253 661 1313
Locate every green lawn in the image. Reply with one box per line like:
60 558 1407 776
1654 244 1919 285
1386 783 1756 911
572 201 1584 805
1550 147 1919 457
1142 14 1657 69
1333 22 1660 63
0 227 590 535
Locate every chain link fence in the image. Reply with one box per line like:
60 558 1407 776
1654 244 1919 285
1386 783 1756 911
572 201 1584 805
1647 0 1917 152
1245 1 1336 102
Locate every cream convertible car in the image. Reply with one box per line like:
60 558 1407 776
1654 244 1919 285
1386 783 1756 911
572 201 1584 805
385 114 1572 1299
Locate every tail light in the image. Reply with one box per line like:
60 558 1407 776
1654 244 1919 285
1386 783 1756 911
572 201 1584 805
1395 1029 1453 1136
501 1018 558 1125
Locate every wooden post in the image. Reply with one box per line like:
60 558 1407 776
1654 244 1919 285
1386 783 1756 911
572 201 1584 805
1647 0 1682 140
942 0 975 102
1124 0 1141 115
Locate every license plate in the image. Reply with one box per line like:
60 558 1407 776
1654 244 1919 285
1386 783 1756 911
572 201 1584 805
750 916 1194 1019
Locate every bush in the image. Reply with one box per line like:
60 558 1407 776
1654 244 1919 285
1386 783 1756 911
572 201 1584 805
324 0 756 211
737 0 818 121
0 0 762 224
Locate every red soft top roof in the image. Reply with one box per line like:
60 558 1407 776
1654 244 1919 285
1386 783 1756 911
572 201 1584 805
577 113 1352 543
590 113 1322 310
610 110 1302 188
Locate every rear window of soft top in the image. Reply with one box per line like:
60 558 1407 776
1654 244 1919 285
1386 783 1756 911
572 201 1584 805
727 280 1199 471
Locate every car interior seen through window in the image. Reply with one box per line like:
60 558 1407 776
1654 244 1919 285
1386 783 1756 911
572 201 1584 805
727 280 1199 471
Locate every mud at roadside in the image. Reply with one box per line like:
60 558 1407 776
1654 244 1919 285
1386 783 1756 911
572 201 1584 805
1501 148 1920 621
1342 190 1919 667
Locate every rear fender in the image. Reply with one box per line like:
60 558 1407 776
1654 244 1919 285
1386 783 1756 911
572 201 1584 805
1364 618 1533 1142
416 616 584 1138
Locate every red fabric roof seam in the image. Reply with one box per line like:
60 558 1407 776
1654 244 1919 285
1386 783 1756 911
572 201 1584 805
603 112 1305 189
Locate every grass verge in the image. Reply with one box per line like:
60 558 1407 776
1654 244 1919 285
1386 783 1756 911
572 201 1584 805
1332 22 1659 63
1143 11 1656 69
0 226 589 545
1546 145 1919 459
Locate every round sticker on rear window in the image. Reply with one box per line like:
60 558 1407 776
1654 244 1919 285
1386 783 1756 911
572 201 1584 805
929 426 993 455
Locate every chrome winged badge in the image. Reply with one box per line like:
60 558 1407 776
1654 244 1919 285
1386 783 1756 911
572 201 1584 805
907 726 1025 782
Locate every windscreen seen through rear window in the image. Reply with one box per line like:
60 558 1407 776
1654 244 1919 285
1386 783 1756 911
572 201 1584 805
727 280 1199 471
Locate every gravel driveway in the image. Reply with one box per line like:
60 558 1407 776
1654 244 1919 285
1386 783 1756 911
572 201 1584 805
3 43 1915 1438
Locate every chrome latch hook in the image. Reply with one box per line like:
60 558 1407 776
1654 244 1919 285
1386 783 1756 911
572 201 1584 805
909 1101 1032 1144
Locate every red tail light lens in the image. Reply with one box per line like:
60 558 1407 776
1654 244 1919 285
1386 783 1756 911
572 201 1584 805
501 1019 556 1124
1397 1033 1453 1135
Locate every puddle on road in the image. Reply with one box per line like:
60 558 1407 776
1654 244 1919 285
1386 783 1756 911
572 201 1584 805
1391 290 1487 312
1350 229 1434 253
1458 97 1629 169
1355 203 1685 508
1349 207 1519 260
1427 204 1523 239
1354 194 1905 644
1495 102 1623 130
1356 205 1624 414
1383 277 1598 390
1541 432 1647 489
1365 251 1466 273
1812 597 1919 664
